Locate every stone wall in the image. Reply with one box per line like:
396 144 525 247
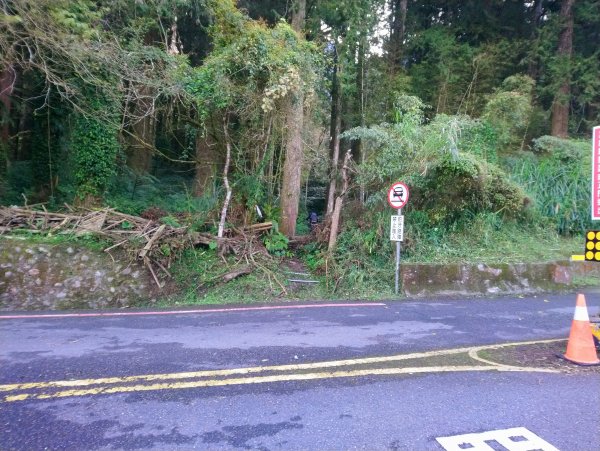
0 237 158 310
401 261 600 297
2 236 599 309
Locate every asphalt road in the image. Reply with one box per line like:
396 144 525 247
1 292 599 451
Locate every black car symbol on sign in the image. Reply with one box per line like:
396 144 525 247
393 187 404 198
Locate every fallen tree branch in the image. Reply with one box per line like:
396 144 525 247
145 259 164 289
221 265 252 283
139 224 166 260
0 205 278 291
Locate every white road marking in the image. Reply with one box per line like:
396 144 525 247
436 427 560 451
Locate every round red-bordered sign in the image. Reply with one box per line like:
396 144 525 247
387 182 409 209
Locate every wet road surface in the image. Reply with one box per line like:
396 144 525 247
1 293 599 450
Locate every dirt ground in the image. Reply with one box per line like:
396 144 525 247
484 340 600 374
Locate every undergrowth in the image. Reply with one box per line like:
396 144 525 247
152 247 329 306
301 210 582 298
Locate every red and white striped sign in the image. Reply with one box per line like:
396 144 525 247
593 126 600 220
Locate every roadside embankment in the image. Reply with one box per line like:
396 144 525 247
1 236 599 310
401 261 600 297
0 237 158 310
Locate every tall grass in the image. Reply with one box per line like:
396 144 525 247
507 137 592 235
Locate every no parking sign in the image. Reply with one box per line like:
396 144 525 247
387 182 410 295
387 182 409 210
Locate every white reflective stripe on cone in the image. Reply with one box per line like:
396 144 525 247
573 306 590 321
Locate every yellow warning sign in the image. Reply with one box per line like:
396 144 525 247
584 231 600 261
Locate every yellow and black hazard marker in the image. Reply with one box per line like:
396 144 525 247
585 231 600 262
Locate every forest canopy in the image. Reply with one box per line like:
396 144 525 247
1 0 598 258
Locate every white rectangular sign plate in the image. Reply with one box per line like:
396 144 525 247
593 126 600 220
390 215 404 242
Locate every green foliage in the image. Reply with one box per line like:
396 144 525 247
311 203 579 298
402 212 579 264
160 244 171 257
295 216 310 236
342 94 427 186
4 230 111 253
328 223 395 297
184 13 321 121
459 120 498 163
525 0 600 135
3 0 598 306
408 27 475 114
160 215 182 228
531 135 588 162
482 75 534 151
67 86 122 203
344 95 524 225
106 167 219 220
30 117 52 194
420 153 527 225
178 1 325 232
71 112 119 201
300 241 324 272
48 0 102 38
159 246 327 306
263 230 289 257
507 136 592 235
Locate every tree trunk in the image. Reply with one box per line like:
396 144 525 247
217 115 233 239
533 0 544 27
0 66 15 184
194 128 220 197
527 0 545 78
0 66 15 147
126 85 156 174
389 0 408 73
280 0 306 237
290 0 306 32
13 70 30 163
328 150 352 252
280 90 304 237
168 17 181 55
326 46 342 218
551 0 575 138
355 38 366 204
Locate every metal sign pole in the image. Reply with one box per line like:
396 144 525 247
395 207 402 295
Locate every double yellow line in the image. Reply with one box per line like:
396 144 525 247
1 339 563 403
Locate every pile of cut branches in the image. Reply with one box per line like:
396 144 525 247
0 206 274 289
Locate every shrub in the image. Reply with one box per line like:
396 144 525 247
532 135 588 162
418 153 528 224
263 230 289 257
482 75 534 152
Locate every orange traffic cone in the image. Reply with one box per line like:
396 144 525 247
564 294 600 365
